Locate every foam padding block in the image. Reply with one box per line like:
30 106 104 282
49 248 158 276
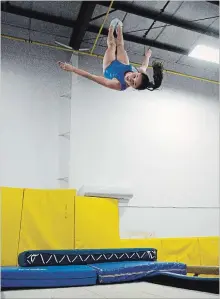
198 237 220 266
161 237 201 266
18 248 157 267
1 187 24 266
119 239 163 261
75 196 120 249
1 265 97 288
90 261 186 284
18 189 75 253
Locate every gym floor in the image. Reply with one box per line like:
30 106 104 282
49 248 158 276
1 282 219 299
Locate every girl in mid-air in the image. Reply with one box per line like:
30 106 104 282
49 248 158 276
58 18 163 91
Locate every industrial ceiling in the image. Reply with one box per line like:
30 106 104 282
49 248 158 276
1 1 219 82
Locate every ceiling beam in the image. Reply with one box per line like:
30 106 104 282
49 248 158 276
1 2 188 55
69 2 96 49
98 1 219 38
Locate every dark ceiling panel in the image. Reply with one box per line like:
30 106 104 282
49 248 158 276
90 4 125 27
174 1 219 21
1 22 30 40
155 21 215 49
126 1 166 11
32 1 81 20
30 19 72 38
91 9 117 22
123 16 164 40
10 1 33 10
209 18 219 31
29 29 69 45
2 11 30 28
1 2 75 27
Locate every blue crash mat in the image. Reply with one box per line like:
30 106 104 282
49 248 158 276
90 261 187 284
2 277 96 288
1 265 97 288
18 248 157 267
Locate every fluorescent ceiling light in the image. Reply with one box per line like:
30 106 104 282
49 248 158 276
189 45 219 64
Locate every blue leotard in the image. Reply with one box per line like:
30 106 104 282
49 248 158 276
104 60 137 91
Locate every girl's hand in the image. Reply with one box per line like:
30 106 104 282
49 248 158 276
58 61 73 71
145 49 152 57
138 66 147 74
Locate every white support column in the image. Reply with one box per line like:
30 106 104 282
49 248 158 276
58 54 78 188
68 54 79 188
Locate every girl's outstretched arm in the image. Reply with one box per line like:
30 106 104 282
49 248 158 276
138 49 152 74
58 62 120 91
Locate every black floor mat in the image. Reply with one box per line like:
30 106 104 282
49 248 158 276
143 274 219 294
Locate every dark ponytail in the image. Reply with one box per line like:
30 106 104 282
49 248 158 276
137 60 163 91
151 60 163 90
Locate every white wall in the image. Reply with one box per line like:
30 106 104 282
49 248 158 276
69 56 219 238
0 39 71 188
2 38 217 237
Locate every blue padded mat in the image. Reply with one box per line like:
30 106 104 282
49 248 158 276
2 277 96 288
18 248 157 267
1 265 97 288
90 261 187 284
1 265 96 279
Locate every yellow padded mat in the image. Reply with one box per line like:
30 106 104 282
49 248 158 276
18 189 75 253
1 187 24 266
75 196 120 249
198 237 220 266
161 237 201 266
2 186 219 268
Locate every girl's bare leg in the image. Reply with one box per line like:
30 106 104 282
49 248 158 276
116 25 129 65
103 25 116 72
